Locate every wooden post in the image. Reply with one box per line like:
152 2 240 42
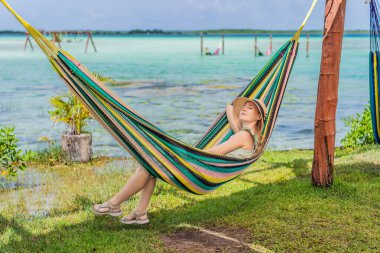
89 32 97 53
23 32 33 51
254 35 258 57
312 0 347 187
200 32 204 56
51 32 62 49
269 34 272 55
85 32 97 53
85 34 89 53
306 34 310 58
222 33 225 55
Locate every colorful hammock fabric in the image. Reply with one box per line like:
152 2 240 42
0 0 317 194
370 0 380 144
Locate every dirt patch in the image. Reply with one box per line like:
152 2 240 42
161 225 258 253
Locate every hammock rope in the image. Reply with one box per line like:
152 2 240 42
370 0 380 144
0 0 317 194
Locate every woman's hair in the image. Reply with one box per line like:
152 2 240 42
237 104 266 154
252 115 265 154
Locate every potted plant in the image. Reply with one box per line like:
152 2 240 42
48 73 114 162
49 91 93 162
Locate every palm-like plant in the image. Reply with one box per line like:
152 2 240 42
48 72 113 134
48 92 91 135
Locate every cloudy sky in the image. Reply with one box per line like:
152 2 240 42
0 0 370 31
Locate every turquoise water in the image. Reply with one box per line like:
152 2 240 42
0 34 370 157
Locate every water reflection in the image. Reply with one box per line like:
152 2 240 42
0 169 58 218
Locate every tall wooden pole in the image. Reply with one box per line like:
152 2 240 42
89 32 97 53
254 35 258 57
306 34 310 58
222 33 225 55
51 32 62 49
200 32 204 56
85 32 97 53
312 0 347 187
85 34 90 53
269 34 272 55
23 32 33 51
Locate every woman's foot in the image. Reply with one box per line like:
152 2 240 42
93 201 122 217
120 210 149 225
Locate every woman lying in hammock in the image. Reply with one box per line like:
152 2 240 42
93 97 268 225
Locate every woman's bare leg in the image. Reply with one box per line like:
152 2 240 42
120 176 156 222
109 165 152 206
136 176 156 213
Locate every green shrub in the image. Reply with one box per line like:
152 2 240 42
0 125 32 177
31 137 65 164
341 103 375 147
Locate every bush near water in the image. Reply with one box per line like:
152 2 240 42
341 103 375 147
0 125 32 177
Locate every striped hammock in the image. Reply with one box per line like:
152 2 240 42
370 0 380 144
0 0 317 194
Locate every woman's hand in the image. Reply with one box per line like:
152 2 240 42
226 104 240 134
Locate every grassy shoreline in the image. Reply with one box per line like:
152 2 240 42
0 145 379 252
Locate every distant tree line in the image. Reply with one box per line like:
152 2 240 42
0 29 370 35
0 30 24 34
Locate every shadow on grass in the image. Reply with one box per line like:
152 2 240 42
239 158 311 184
334 161 380 182
1 158 379 252
0 215 32 239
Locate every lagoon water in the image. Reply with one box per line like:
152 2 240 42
0 34 370 157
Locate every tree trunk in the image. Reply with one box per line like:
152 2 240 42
312 0 347 187
61 133 92 162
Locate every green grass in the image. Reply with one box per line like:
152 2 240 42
0 146 379 252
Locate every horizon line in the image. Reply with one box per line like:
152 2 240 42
0 29 370 35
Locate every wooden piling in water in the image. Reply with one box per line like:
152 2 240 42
222 33 225 55
85 32 97 53
306 34 310 58
26 30 99 53
51 32 62 49
23 32 33 51
200 32 204 56
254 35 258 57
269 34 272 55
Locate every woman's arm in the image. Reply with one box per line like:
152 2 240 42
226 104 240 134
205 131 248 155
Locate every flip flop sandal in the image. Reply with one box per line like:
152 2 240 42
120 210 149 225
93 201 122 217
